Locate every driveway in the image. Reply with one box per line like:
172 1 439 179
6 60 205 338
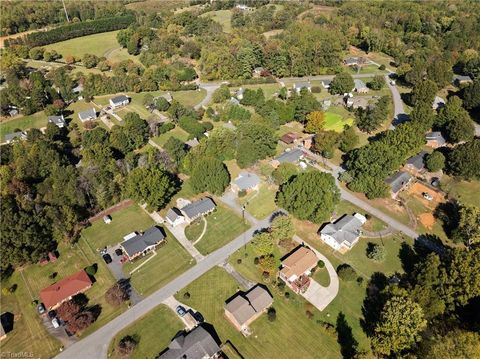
196 82 221 109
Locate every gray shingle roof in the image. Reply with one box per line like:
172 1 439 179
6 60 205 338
385 171 412 193
4 131 26 142
225 285 272 326
78 108 97 121
319 214 366 246
110 95 129 105
234 172 260 191
181 198 216 220
426 131 446 146
354 79 367 90
453 75 472 82
406 151 428 170
159 326 220 359
48 115 65 126
275 148 303 164
166 208 183 223
121 226 165 257
294 82 310 90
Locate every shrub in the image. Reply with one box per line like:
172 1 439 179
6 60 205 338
157 122 175 135
254 257 260 265
183 292 191 300
267 307 277 322
85 265 97 276
366 242 386 261
379 64 386 70
203 121 214 131
284 291 290 299
337 264 357 281
311 86 322 93
317 260 325 269
236 258 242 264
277 280 285 290
306 310 314 319
117 335 137 357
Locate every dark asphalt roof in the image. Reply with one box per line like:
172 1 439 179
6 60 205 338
406 151 428 170
181 198 216 219
158 326 220 359
4 131 26 142
425 132 446 146
110 95 129 104
275 148 303 163
166 208 183 222
121 226 165 257
48 115 65 125
385 171 412 193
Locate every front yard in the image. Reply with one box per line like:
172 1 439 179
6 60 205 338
184 204 250 255
239 184 278 220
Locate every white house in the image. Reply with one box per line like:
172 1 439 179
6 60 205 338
78 108 97 122
109 95 129 109
48 115 66 128
293 82 311 94
165 208 185 227
319 213 367 251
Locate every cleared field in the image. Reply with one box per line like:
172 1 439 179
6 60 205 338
0 112 47 141
201 10 232 33
231 83 281 99
324 111 354 132
81 204 155 250
172 89 207 108
176 267 342 358
108 304 183 359
151 126 190 147
184 204 250 255
441 176 480 207
123 231 194 296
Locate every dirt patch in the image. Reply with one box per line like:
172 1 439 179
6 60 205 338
419 213 435 230
408 182 444 210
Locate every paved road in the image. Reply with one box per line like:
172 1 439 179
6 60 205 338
385 74 408 128
279 73 381 83
195 82 221 109
55 214 273 359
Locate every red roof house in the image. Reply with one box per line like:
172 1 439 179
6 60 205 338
40 270 92 309
280 132 299 144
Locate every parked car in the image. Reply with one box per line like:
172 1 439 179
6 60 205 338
193 311 204 323
37 303 46 314
431 177 440 187
100 247 108 255
176 305 186 317
48 310 56 319
102 253 112 264
115 248 123 256
423 192 433 201
52 318 60 328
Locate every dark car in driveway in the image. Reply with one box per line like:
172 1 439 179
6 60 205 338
48 310 56 319
193 311 204 323
37 303 46 314
102 253 112 264
176 306 186 317
115 248 123 256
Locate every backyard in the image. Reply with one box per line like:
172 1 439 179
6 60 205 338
184 204 250 255
239 184 278 220
108 304 183 359
201 10 232 33
323 111 354 132
0 112 47 141
151 126 191 147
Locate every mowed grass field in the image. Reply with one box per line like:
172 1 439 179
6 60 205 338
201 10 232 33
176 267 342 358
324 111 354 132
108 304 183 359
122 229 195 296
240 184 278 220
0 239 127 357
184 204 250 255
81 204 155 250
0 112 47 141
151 126 191 147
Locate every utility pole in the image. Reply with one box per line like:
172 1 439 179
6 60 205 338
62 0 70 23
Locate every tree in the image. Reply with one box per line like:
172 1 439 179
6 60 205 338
105 282 130 307
420 330 480 359
355 96 390 133
312 131 339 158
56 299 81 323
252 232 274 256
425 151 445 172
461 79 480 110
272 162 298 185
267 307 277 322
155 97 170 111
236 123 277 168
277 171 340 224
164 137 187 168
330 72 354 95
368 75 385 90
452 204 480 247
304 111 325 134
65 54 76 65
338 126 359 152
426 59 453 88
190 157 230 195
437 96 474 143
270 215 295 242
67 311 95 334
117 335 138 357
82 54 99 69
29 47 44 60
410 101 436 131
371 295 427 356
410 80 438 106
212 85 231 103
366 243 386 261
124 165 178 210
447 139 480 180
337 264 357 281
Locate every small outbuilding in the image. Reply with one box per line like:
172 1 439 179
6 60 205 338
165 208 185 227
103 215 112 224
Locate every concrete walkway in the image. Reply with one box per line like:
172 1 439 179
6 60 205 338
219 191 260 226
219 262 255 290
192 217 208 245
166 222 205 262
163 296 198 330
293 235 339 312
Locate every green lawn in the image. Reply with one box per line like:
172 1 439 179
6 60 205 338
108 304 183 359
172 89 207 108
43 30 123 59
176 267 342 358
123 231 194 296
0 112 47 141
184 204 250 255
201 10 232 33
231 84 281 100
151 126 191 147
0 239 126 357
334 200 388 233
440 176 480 207
81 204 155 250
324 111 354 132
239 184 278 220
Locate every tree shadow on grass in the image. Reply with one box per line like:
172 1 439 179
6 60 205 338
360 272 388 337
336 312 358 359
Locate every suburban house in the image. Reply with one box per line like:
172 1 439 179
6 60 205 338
319 213 367 251
425 131 446 148
321 79 332 89
236 3 254 11
48 115 66 128
185 138 200 149
78 108 97 122
346 96 369 109
354 79 369 93
279 246 318 294
158 326 221 359
229 97 240 106
279 132 299 144
385 171 412 198
405 151 428 175
4 131 27 144
161 92 173 103
39 269 93 310
452 74 473 86
109 95 129 109
120 226 166 260
322 99 332 110
432 96 446 111
293 82 311 94
231 172 260 192
344 57 360 66
271 148 304 168
166 208 185 227
253 66 265 76
235 88 245 100
180 198 216 223
224 285 273 333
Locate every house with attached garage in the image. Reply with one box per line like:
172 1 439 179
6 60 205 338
404 151 428 175
109 95 129 109
279 246 318 294
78 108 97 122
120 226 166 261
4 131 27 144
354 79 369 93
385 171 412 198
322 79 332 89
425 131 446 148
432 96 446 111
48 115 66 128
224 285 273 334
271 148 304 168
231 172 260 193
319 213 367 251
279 132 299 145
165 208 185 227
293 82 312 94
180 197 216 223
